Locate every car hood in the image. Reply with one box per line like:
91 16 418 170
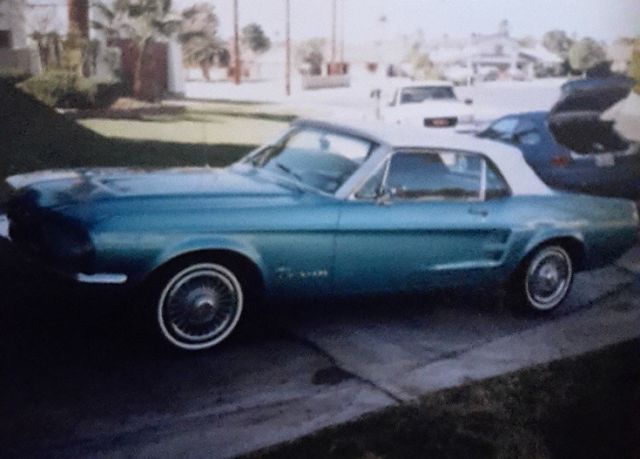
6 167 300 210
548 76 635 153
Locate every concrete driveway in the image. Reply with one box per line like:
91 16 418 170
0 225 639 459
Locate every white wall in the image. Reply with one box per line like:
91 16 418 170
0 0 28 48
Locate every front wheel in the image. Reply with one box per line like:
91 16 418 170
511 245 574 313
155 263 244 351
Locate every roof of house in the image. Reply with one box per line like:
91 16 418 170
519 46 563 64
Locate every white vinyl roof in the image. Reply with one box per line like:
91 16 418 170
295 118 553 196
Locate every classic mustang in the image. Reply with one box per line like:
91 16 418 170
5 119 639 351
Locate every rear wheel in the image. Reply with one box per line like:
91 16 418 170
511 244 574 313
155 263 244 351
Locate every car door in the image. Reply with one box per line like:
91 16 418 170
250 126 377 297
333 149 513 294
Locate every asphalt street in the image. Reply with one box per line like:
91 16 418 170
1 222 639 458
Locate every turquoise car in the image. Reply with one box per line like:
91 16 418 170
6 119 639 351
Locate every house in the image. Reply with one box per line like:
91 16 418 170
0 0 41 73
0 0 184 95
428 26 561 83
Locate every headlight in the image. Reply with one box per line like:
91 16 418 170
42 219 94 265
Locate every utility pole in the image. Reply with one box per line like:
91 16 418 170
339 0 345 63
331 0 337 64
285 0 291 96
233 0 241 85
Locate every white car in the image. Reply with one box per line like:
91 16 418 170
378 81 475 130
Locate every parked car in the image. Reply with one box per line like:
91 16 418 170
6 119 638 351
377 81 475 129
477 111 640 199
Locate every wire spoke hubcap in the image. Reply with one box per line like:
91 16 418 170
158 264 243 350
526 247 572 310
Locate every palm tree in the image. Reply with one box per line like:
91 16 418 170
181 36 226 81
91 0 182 99
179 3 226 81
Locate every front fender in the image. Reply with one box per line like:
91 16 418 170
148 235 271 288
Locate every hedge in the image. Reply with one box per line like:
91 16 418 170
17 71 122 109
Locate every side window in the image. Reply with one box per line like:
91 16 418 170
381 151 510 201
385 151 484 200
485 164 510 199
515 119 542 146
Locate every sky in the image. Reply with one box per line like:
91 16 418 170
175 0 640 44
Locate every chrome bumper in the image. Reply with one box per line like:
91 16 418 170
75 273 128 284
0 214 8 240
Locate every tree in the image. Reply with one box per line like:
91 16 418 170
405 44 442 80
517 36 537 49
179 3 225 80
568 37 607 73
91 0 182 100
68 0 89 37
241 23 271 54
411 52 442 80
296 38 325 75
542 30 574 58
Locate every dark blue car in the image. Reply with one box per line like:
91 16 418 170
478 111 640 200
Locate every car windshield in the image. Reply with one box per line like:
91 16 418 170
250 127 374 194
400 86 456 104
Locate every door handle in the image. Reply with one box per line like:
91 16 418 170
468 207 488 217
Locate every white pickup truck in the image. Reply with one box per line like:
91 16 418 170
376 81 475 131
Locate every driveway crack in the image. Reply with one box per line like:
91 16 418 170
282 329 405 404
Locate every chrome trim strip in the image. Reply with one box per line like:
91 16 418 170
0 214 8 240
75 273 128 284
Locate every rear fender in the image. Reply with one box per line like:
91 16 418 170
519 227 585 268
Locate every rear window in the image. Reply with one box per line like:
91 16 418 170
400 86 456 104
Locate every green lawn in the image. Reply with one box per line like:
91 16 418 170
246 339 640 459
78 101 297 146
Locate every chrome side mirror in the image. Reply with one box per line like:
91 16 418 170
375 185 393 205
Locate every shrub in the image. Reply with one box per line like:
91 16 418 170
0 68 32 87
17 71 122 109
